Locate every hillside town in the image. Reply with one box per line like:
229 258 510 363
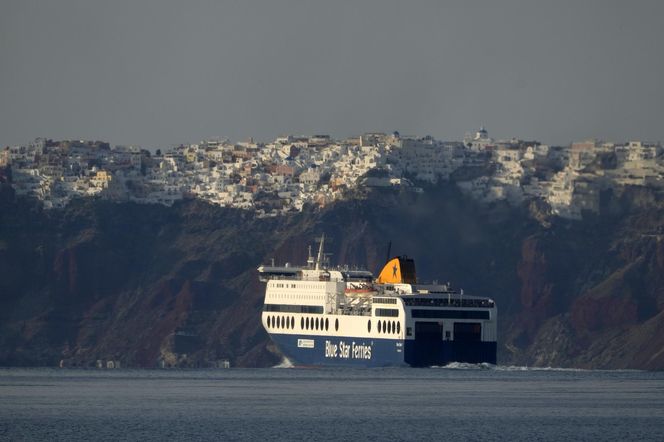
1 128 663 219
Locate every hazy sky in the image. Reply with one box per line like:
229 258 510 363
1 0 663 149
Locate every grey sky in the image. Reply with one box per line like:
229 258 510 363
1 0 663 149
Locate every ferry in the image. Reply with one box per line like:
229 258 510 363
259 236 497 367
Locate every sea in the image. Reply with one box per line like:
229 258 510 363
1 364 663 441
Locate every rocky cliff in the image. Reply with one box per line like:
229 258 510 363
1 183 663 369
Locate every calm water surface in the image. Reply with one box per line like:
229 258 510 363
1 365 663 441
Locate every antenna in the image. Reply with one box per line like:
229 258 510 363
306 245 314 268
315 233 325 270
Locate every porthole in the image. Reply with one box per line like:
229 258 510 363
367 320 372 333
291 317 295 329
378 320 382 333
267 316 271 328
301 317 304 329
388 321 392 334
276 316 280 328
392 321 396 333
306 317 310 330
325 318 329 331
335 318 339 331
397 322 401 334
315 318 319 330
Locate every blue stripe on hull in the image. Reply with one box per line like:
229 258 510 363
269 333 497 367
270 333 407 367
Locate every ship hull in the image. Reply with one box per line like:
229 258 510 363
269 332 496 367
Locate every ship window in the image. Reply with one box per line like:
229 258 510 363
276 316 280 328
264 304 323 314
325 318 329 331
367 320 371 333
411 309 490 320
388 321 392 334
306 317 310 330
286 317 290 329
300 317 304 329
335 319 339 331
378 321 382 333
315 318 319 330
397 322 401 334
267 316 271 328
375 308 399 317
291 317 295 329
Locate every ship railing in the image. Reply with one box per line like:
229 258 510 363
258 274 301 282
402 298 495 308
337 305 372 316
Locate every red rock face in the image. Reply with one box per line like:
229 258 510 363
570 294 638 332
2 184 664 369
53 247 79 296
656 240 664 311
516 236 555 332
